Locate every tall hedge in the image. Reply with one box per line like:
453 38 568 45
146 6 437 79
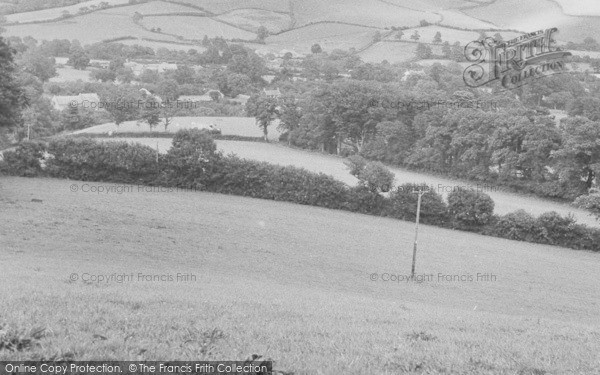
1 132 599 252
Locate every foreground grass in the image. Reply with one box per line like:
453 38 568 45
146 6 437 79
1 177 599 374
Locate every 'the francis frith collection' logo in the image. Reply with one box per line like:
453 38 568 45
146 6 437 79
463 28 572 89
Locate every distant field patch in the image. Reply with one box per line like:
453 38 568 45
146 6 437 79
175 0 290 14
119 38 206 52
3 0 129 23
72 117 281 140
49 67 93 83
553 0 600 16
4 8 181 44
140 15 256 40
215 8 292 33
266 23 376 55
292 0 438 28
358 41 417 63
438 9 500 29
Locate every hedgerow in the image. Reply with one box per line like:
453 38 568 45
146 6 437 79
1 131 598 252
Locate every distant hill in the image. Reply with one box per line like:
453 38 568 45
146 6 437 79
3 0 600 62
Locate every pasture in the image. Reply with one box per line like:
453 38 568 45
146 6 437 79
266 23 376 55
1 176 599 373
140 15 256 40
3 0 130 23
86 136 600 227
72 117 281 141
291 0 438 28
3 6 182 45
172 0 291 14
49 67 93 83
215 9 292 33
358 41 418 63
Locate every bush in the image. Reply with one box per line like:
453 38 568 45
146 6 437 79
344 185 387 215
387 183 449 226
47 137 159 184
162 129 221 188
486 210 547 243
0 140 47 177
447 188 494 229
358 161 394 193
344 155 367 177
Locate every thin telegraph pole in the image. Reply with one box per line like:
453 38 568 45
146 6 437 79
411 189 425 278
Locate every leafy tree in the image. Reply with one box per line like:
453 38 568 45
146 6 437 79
91 68 117 82
447 188 495 228
433 31 442 44
357 161 394 193
553 116 600 191
451 41 464 62
227 51 265 81
257 26 269 41
0 37 27 129
277 95 301 145
493 33 504 43
573 193 600 220
99 85 142 125
311 43 322 54
415 43 433 59
441 41 451 58
395 30 404 40
373 31 382 43
246 94 279 141
410 30 420 41
17 48 56 82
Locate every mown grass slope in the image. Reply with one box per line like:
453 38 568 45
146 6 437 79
1 177 599 374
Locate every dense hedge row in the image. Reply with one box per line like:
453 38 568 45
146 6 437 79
1 130 598 252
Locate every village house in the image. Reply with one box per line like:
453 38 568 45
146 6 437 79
124 61 178 76
179 90 224 103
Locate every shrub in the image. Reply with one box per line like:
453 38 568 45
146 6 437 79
447 188 494 229
162 129 221 188
387 183 449 226
486 210 548 243
344 185 387 215
358 161 394 193
0 140 47 177
47 137 159 184
536 211 576 244
573 193 600 221
344 155 367 177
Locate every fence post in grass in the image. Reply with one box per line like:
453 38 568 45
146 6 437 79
411 188 425 278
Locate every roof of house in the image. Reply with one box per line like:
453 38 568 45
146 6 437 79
263 88 281 96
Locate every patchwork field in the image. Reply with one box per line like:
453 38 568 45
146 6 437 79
4 7 181 45
291 0 439 28
140 15 256 40
173 0 291 14
215 8 292 33
3 0 130 23
84 136 600 228
463 0 600 42
1 176 599 373
119 38 205 52
266 23 377 55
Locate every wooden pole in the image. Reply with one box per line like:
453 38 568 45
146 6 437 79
411 190 424 278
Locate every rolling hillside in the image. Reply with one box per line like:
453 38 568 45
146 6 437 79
1 176 599 372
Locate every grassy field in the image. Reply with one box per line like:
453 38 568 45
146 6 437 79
266 23 376 56
140 15 256 40
48 67 93 83
215 9 292 33
174 0 291 14
462 0 600 43
86 136 600 227
72 117 282 140
1 176 599 373
291 0 438 28
358 41 418 64
3 5 183 45
3 0 130 23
